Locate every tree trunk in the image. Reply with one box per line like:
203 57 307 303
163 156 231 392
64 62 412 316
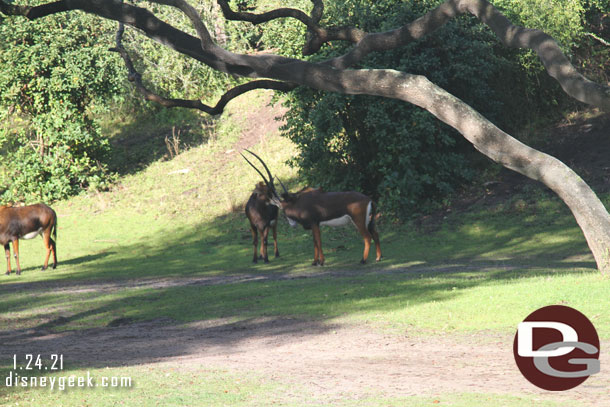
365 72 610 274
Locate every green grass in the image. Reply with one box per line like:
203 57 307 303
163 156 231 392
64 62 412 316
0 365 582 407
1 263 608 337
1 93 608 406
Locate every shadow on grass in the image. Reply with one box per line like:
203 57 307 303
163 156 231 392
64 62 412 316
0 266 478 368
106 108 215 176
0 195 602 371
0 260 598 372
60 252 115 267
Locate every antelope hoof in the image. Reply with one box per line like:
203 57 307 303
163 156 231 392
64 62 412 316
264 258 270 264
275 252 280 258
360 259 366 265
41 266 47 271
376 256 382 262
252 258 258 264
16 270 21 275
5 271 10 276
52 264 57 269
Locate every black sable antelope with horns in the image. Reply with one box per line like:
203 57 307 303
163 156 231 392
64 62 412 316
0 203 57 275
241 150 382 266
245 181 280 263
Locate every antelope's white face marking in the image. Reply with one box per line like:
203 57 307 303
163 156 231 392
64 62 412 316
320 215 352 227
286 217 298 227
21 228 43 240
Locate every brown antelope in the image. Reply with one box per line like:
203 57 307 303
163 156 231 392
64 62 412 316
242 150 382 266
245 181 280 263
0 203 57 275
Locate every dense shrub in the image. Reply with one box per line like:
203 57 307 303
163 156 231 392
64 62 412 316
0 11 123 202
278 0 604 217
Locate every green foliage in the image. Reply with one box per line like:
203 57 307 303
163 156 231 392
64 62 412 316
279 0 602 217
120 2 258 103
494 0 585 49
0 11 123 202
494 0 607 49
280 1 508 216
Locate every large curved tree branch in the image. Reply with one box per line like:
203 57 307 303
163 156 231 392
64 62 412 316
110 22 295 115
2 0 608 111
216 0 365 55
216 0 610 110
2 0 610 273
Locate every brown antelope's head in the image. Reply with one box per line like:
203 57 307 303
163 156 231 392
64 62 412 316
253 182 274 201
278 187 323 206
241 149 288 207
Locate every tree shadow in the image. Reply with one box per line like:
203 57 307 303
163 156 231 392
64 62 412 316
0 172 603 373
106 108 216 176
0 252 597 373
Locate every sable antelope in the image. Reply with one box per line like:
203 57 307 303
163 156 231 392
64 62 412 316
0 203 57 275
245 181 280 263
242 150 382 266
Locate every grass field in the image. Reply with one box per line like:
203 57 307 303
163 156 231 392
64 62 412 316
0 93 608 406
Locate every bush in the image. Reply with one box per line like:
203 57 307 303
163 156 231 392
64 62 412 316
279 0 601 217
0 11 123 202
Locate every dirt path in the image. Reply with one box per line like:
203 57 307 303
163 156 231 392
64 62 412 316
2 316 608 405
1 266 608 406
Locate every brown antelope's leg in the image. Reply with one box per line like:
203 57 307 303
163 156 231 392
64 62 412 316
273 221 279 257
50 236 57 269
312 224 324 266
42 228 52 270
311 226 319 265
361 235 372 264
353 220 372 264
370 224 382 262
4 244 11 275
13 239 21 275
258 230 264 259
262 227 270 263
251 225 258 263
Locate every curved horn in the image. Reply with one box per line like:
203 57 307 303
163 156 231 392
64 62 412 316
241 152 270 185
276 176 289 195
244 149 275 185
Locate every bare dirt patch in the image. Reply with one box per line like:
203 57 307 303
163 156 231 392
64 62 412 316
1 266 608 406
2 315 608 405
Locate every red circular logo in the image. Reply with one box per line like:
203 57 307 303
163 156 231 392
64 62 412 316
513 305 600 391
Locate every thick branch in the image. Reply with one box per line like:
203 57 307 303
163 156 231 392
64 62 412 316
148 0 213 50
0 0 67 19
217 0 317 30
2 0 607 110
334 0 610 109
213 0 610 110
216 0 365 55
111 22 295 115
